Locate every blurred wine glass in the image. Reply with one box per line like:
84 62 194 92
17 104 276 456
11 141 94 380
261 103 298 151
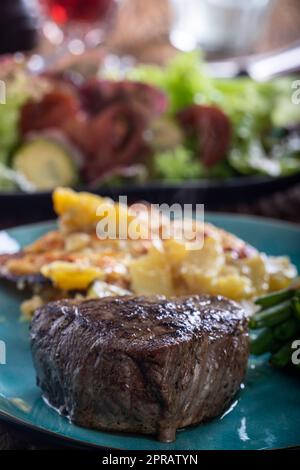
40 0 118 58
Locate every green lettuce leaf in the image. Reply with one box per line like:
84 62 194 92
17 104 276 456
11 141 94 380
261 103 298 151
153 146 203 181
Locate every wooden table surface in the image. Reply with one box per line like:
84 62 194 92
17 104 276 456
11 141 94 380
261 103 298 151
1 0 300 450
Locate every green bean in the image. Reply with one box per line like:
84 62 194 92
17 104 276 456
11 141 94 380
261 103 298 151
273 318 300 342
249 300 292 329
254 288 295 308
270 341 294 368
250 329 275 356
292 296 300 322
270 340 286 354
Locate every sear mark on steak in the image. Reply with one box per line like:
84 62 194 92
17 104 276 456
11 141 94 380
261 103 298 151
30 295 249 442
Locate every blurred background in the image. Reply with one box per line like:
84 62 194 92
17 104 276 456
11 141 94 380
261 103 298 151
11 0 300 64
108 0 300 61
0 0 300 231
1 0 299 73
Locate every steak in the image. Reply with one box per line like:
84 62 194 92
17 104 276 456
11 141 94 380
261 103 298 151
30 295 248 442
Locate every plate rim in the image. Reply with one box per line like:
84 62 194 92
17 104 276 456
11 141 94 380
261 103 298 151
1 407 299 451
3 211 300 235
0 408 114 450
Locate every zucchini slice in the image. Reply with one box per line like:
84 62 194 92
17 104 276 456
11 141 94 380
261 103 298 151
13 138 78 191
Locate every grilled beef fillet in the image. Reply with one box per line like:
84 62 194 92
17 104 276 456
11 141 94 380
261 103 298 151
30 295 248 442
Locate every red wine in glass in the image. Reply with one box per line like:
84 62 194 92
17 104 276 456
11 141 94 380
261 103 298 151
44 0 114 24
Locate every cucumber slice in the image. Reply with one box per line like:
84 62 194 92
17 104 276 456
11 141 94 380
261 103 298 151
13 138 78 191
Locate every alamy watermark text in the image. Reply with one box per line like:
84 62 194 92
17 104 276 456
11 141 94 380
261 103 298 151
0 340 6 365
0 80 6 104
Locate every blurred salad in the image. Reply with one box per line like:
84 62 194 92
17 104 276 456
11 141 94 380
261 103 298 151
127 52 300 179
0 52 300 192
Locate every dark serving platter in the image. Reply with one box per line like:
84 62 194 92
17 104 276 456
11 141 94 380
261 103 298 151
0 172 299 227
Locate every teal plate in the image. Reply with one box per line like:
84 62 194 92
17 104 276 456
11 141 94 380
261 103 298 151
0 215 300 450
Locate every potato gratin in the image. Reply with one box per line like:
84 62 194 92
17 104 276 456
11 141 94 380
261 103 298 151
0 188 297 318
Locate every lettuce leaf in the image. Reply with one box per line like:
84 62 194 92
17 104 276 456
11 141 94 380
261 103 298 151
153 146 203 181
127 51 215 113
